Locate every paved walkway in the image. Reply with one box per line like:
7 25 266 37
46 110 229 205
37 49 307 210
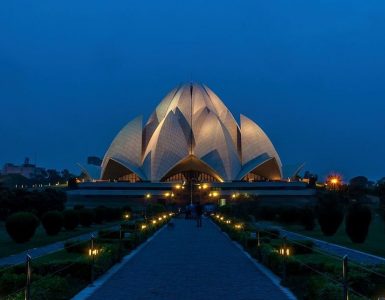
279 229 385 265
83 218 292 300
0 225 119 268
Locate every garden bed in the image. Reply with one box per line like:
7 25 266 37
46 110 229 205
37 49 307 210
211 213 385 300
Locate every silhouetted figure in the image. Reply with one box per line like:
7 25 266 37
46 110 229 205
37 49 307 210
195 201 203 228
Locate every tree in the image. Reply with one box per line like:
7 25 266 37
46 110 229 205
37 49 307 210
78 209 94 227
378 183 385 227
378 182 385 209
93 206 107 224
145 204 165 217
41 211 64 235
349 176 368 200
300 206 316 231
63 210 79 230
345 203 372 243
60 169 73 181
317 192 344 236
5 212 39 243
46 169 61 184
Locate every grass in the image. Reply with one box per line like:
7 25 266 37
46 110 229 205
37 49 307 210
0 221 120 258
281 213 385 258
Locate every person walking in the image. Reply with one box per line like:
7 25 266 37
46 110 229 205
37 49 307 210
195 201 203 228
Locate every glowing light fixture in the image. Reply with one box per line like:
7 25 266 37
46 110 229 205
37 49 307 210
88 249 99 256
234 224 243 230
279 248 291 256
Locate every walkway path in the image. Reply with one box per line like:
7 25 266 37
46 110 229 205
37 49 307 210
0 225 119 268
82 218 292 300
279 228 385 265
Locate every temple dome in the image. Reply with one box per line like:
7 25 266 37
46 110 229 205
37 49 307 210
101 83 282 182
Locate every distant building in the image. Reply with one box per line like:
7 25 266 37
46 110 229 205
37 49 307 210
1 158 45 179
87 156 102 166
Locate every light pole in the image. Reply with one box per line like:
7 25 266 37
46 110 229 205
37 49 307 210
144 193 151 220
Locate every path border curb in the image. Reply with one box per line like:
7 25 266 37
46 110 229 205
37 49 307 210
211 220 297 300
280 229 385 264
71 224 167 300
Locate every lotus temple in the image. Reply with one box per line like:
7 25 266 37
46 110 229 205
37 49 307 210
69 83 315 205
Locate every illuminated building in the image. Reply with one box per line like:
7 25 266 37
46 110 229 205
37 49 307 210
101 83 282 183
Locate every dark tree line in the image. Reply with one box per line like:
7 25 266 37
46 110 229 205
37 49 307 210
0 188 66 221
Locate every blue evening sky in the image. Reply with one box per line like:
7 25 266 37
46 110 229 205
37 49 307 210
1 0 384 181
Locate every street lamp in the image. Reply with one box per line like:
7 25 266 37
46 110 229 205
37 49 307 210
326 174 342 190
212 191 219 197
144 193 152 220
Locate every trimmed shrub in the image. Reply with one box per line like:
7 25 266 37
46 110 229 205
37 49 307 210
145 203 166 217
32 261 91 281
78 209 94 227
93 206 106 224
349 269 375 296
345 203 372 243
300 206 316 231
121 220 137 232
257 206 277 221
0 272 25 297
29 276 70 300
277 206 301 224
98 229 120 239
317 193 344 236
218 204 234 216
285 259 304 276
121 205 132 215
63 209 79 230
42 211 63 235
103 207 121 222
5 212 39 243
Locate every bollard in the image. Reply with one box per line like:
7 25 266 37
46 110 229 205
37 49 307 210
257 231 260 247
25 254 32 300
282 237 287 283
343 255 348 300
257 231 262 261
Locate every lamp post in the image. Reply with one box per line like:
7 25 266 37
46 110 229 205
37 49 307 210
279 237 291 283
144 193 151 220
89 235 96 285
343 255 349 300
25 254 31 300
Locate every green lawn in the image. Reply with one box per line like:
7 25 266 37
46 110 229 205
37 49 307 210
0 221 120 259
282 213 385 258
